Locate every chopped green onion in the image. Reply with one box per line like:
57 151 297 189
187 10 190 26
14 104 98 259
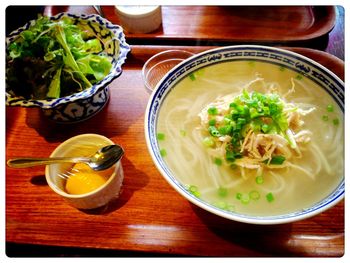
263 106 270 115
333 118 339 126
322 115 329 121
214 201 228 209
229 102 237 108
225 204 235 212
236 192 242 200
208 119 216 126
203 137 215 147
188 185 200 197
269 104 278 115
180 130 186 136
217 187 228 198
189 73 196 81
207 106 218 115
249 108 260 119
218 125 232 135
242 89 250 99
240 194 250 205
249 190 260 200
255 175 264 185
192 191 200 198
208 126 221 137
261 124 270 133
214 158 223 166
189 185 198 192
266 192 274 203
223 117 232 124
237 117 246 125
265 155 286 165
225 151 236 162
157 132 165 140
250 120 262 132
160 149 167 157
216 202 236 212
234 152 243 159
327 104 334 112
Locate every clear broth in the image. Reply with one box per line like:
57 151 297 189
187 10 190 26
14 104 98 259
157 61 344 216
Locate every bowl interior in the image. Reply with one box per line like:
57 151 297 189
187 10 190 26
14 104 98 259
145 45 344 224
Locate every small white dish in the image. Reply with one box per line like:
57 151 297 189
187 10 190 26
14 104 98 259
45 134 124 210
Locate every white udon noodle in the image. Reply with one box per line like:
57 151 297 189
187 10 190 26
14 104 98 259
160 75 343 207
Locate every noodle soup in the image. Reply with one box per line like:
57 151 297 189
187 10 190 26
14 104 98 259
156 60 344 217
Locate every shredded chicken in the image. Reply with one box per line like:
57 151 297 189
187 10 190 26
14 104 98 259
239 131 290 165
198 78 315 172
235 157 261 169
294 130 313 144
288 111 304 130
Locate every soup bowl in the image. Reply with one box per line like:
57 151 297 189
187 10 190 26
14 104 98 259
144 45 344 225
6 13 130 123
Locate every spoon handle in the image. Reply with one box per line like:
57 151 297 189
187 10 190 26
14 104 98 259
7 157 90 168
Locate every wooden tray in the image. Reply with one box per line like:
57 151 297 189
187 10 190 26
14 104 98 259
6 46 344 257
45 6 336 44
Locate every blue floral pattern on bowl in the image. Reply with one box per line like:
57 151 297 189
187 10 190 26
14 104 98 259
145 45 344 224
6 13 130 122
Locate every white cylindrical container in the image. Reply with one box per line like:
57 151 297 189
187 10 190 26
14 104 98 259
45 134 124 210
115 5 162 33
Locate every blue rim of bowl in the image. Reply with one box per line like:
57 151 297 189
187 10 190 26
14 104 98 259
144 45 344 225
6 13 131 109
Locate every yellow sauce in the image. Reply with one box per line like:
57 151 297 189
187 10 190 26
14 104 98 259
65 163 114 195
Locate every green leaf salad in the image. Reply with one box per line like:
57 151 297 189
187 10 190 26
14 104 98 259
6 15 113 99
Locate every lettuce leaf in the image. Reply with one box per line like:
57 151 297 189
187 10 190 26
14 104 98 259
46 67 62 98
6 15 113 100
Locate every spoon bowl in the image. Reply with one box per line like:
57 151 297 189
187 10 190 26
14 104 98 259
7 144 124 171
89 144 124 171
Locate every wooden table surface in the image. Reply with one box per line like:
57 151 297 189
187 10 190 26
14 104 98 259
6 6 344 257
44 5 344 60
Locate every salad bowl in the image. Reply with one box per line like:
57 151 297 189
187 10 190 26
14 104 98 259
6 13 130 123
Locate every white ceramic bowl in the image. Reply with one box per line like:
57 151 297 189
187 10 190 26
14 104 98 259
45 134 124 209
6 13 130 123
144 45 344 224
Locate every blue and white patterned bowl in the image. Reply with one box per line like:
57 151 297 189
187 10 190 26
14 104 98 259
6 13 130 123
144 45 344 224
